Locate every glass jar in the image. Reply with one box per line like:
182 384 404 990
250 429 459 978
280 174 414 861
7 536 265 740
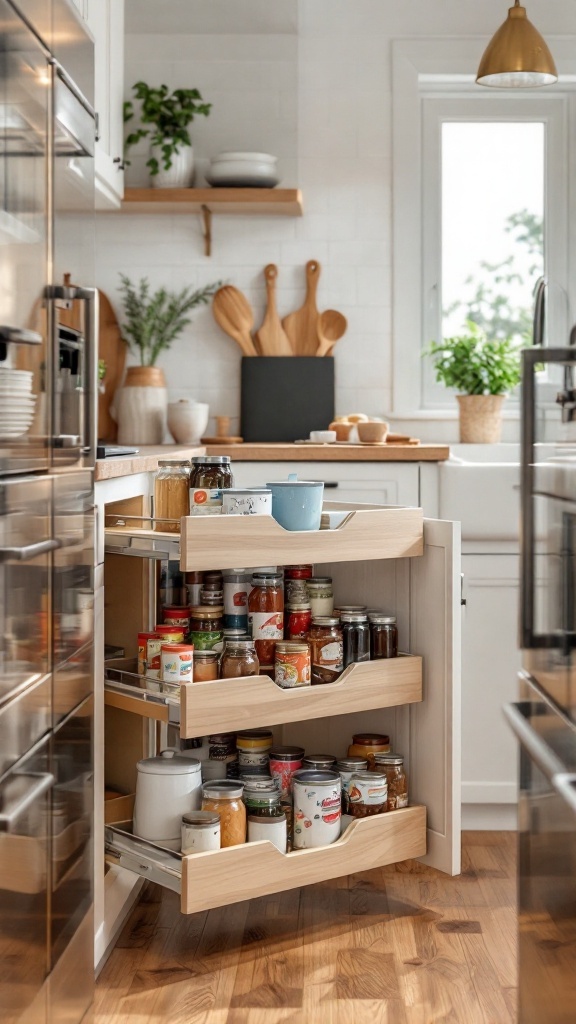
309 616 343 684
248 572 284 666
285 601 312 640
185 571 204 607
334 605 368 617
201 780 246 847
223 570 250 630
199 590 224 607
372 754 408 810
190 456 233 516
269 746 305 796
220 639 260 678
154 625 186 641
208 734 237 760
243 788 282 815
274 641 311 688
347 733 391 765
370 615 399 659
336 756 369 813
247 810 287 852
285 565 314 604
236 729 273 775
341 612 371 667
154 460 191 533
348 771 388 817
302 753 337 770
193 650 219 682
189 606 224 651
157 562 187 610
162 605 191 631
138 631 158 675
306 577 334 617
181 810 221 853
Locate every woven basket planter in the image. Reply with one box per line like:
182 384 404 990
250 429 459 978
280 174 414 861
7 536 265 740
456 394 505 443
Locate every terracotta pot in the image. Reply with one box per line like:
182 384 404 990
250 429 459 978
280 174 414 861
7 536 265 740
115 366 167 444
456 394 505 443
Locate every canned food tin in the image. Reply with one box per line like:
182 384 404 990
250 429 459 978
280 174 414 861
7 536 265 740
146 635 162 679
160 643 194 684
137 632 158 675
274 642 311 688
163 606 191 629
348 771 388 817
336 756 369 812
269 745 305 796
292 769 341 849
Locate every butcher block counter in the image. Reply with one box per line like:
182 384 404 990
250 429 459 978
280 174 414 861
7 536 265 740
204 442 450 462
94 444 205 481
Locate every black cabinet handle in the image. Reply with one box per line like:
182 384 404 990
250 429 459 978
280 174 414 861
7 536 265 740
323 482 339 489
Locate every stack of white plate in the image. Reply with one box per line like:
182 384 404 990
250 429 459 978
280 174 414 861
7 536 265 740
206 151 280 188
0 368 36 437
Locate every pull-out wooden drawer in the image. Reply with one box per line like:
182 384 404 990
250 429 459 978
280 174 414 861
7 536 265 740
105 804 426 915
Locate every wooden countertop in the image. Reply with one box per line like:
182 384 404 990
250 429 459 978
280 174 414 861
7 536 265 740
94 444 205 481
204 442 450 462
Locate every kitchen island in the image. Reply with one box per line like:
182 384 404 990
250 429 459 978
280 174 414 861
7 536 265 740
204 442 449 462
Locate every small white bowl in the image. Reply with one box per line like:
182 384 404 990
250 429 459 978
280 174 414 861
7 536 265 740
309 430 337 444
167 400 209 444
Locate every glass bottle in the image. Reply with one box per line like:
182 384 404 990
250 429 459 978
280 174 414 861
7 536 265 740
154 460 191 533
370 615 398 658
341 611 371 666
189 456 233 516
372 753 409 810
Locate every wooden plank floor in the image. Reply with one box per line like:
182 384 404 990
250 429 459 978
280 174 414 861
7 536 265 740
95 831 517 1024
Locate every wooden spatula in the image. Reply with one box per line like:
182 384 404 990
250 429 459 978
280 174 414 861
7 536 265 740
212 286 258 357
255 264 293 356
316 309 347 356
282 259 322 356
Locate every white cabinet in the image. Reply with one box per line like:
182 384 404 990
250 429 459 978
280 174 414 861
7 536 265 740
233 461 420 507
87 0 125 208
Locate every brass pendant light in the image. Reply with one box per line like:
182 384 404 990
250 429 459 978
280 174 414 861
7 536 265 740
476 1 557 88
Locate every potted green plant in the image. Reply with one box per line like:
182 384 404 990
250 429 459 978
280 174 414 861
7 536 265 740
124 81 212 188
114 275 220 444
424 321 523 442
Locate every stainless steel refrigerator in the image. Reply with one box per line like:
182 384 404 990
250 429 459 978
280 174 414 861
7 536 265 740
0 2 96 1022
505 346 576 1024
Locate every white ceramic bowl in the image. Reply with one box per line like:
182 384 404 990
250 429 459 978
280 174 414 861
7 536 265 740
208 152 279 187
309 430 337 444
167 400 209 444
211 151 277 164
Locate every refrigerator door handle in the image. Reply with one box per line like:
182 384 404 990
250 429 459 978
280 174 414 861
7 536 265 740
553 773 576 816
0 326 42 344
0 538 61 562
503 701 566 784
0 772 54 831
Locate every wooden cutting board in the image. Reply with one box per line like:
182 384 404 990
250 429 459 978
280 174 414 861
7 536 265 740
282 259 321 356
255 264 293 356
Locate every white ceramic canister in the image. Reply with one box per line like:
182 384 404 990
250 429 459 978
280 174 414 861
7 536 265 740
181 810 221 853
247 812 287 853
222 569 250 630
133 750 202 848
221 488 272 516
292 769 341 849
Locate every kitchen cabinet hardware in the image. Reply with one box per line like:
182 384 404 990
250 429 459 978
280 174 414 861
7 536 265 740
0 538 61 562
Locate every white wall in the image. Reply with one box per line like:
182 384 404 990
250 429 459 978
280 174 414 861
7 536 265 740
92 0 576 438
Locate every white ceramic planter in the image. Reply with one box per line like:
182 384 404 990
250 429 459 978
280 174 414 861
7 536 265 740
133 751 202 848
151 141 194 188
167 399 209 443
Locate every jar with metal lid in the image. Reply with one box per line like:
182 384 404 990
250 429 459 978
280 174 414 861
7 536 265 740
154 460 191 533
248 572 284 666
292 769 341 848
190 455 233 516
201 780 246 847
162 606 191 630
248 810 287 852
269 746 305 796
208 733 237 761
347 733 391 765
309 616 343 684
191 650 218 682
348 770 388 817
243 788 282 815
302 753 337 770
199 590 224 607
285 565 314 603
181 810 221 853
372 754 408 810
237 729 273 775
185 571 204 607
306 577 334 617
189 606 224 651
154 625 186 641
223 570 250 630
334 605 368 617
370 615 399 659
220 639 260 678
336 756 369 812
285 600 312 640
341 611 371 667
274 641 311 688
241 775 279 793
160 643 194 685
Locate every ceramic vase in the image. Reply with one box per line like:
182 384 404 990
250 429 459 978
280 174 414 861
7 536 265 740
167 399 209 444
115 366 167 444
151 141 194 188
456 394 505 443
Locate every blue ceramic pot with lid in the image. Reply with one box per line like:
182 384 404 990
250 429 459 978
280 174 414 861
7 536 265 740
265 474 324 531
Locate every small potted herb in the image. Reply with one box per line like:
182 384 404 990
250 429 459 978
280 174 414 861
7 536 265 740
124 81 212 188
424 321 523 442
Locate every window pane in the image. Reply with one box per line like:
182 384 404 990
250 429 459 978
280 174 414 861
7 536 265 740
442 122 544 346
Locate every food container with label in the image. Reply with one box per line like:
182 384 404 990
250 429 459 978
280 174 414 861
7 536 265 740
222 488 272 516
248 572 284 665
285 565 314 604
190 455 233 516
336 756 369 812
154 625 186 642
181 810 221 853
138 631 158 675
133 751 202 849
220 639 260 678
292 769 341 849
193 650 219 681
154 459 191 533
185 571 204 607
201 780 246 847
309 617 343 684
189 606 224 651
306 577 334 617
248 811 287 852
285 601 312 640
145 635 163 680
222 570 250 630
269 746 305 796
274 642 311 688
236 729 273 775
372 753 408 810
160 643 194 684
347 770 388 818
347 733 391 765
162 605 191 631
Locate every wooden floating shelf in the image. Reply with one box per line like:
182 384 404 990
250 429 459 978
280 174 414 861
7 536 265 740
104 656 422 739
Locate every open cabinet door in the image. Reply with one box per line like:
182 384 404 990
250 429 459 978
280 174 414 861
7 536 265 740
409 519 461 875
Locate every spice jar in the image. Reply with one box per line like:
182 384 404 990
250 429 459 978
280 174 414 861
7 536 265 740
334 605 368 617
347 733 391 766
237 729 273 775
285 565 314 604
348 771 388 817
189 606 224 651
285 601 312 640
341 612 371 667
306 577 334 617
243 788 282 815
274 642 311 688
269 746 305 796
336 756 369 813
292 770 341 849
302 753 337 770
372 754 408 810
309 617 343 684
223 570 250 630
190 455 233 516
220 639 260 679
193 651 219 682
185 571 204 607
370 615 399 659
154 460 191 533
201 780 246 847
248 572 284 666
181 810 221 853
248 811 287 852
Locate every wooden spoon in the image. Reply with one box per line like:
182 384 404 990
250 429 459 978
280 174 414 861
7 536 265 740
282 259 322 356
212 286 258 357
316 309 347 357
255 264 293 356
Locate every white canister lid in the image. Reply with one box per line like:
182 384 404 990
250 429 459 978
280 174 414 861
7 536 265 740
136 750 201 775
